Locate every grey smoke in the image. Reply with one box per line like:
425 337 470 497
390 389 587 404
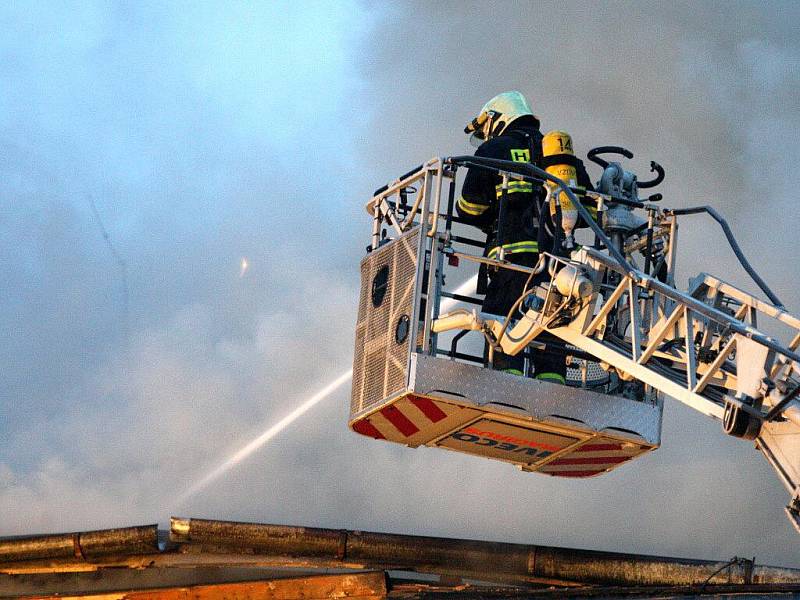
1 0 799 566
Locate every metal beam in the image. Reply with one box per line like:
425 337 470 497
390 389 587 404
0 525 158 563
583 279 627 337
169 518 800 587
553 328 726 420
638 303 682 365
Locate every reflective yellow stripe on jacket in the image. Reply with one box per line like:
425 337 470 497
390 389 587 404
457 196 489 216
487 240 539 259
494 180 533 197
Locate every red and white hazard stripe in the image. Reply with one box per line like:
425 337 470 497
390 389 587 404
538 440 644 478
352 395 454 441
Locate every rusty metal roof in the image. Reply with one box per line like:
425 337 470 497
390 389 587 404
2 517 799 598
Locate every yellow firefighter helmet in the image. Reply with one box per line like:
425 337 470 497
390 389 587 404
464 91 538 146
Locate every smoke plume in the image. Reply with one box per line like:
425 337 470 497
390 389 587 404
1 0 799 566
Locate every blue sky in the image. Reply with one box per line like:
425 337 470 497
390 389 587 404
2 0 799 565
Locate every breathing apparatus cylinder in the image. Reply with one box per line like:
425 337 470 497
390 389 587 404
542 131 578 250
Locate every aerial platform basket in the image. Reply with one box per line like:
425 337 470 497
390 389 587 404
350 224 662 477
351 154 800 533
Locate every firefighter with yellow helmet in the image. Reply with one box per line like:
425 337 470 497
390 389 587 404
457 91 595 381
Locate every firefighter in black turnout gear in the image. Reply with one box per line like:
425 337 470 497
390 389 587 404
457 91 594 382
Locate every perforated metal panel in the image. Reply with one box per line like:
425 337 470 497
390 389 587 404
351 227 420 417
566 345 609 387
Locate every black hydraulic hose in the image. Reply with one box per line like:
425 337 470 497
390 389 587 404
638 161 666 189
445 178 456 233
451 158 645 209
449 329 470 358
587 146 634 169
644 222 654 275
669 205 784 308
446 156 637 278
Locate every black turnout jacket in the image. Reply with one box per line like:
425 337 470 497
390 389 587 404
457 124 594 260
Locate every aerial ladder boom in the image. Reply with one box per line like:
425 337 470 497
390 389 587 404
438 249 799 425
352 148 800 535
433 155 800 532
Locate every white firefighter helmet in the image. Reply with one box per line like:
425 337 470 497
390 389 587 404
464 91 537 146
